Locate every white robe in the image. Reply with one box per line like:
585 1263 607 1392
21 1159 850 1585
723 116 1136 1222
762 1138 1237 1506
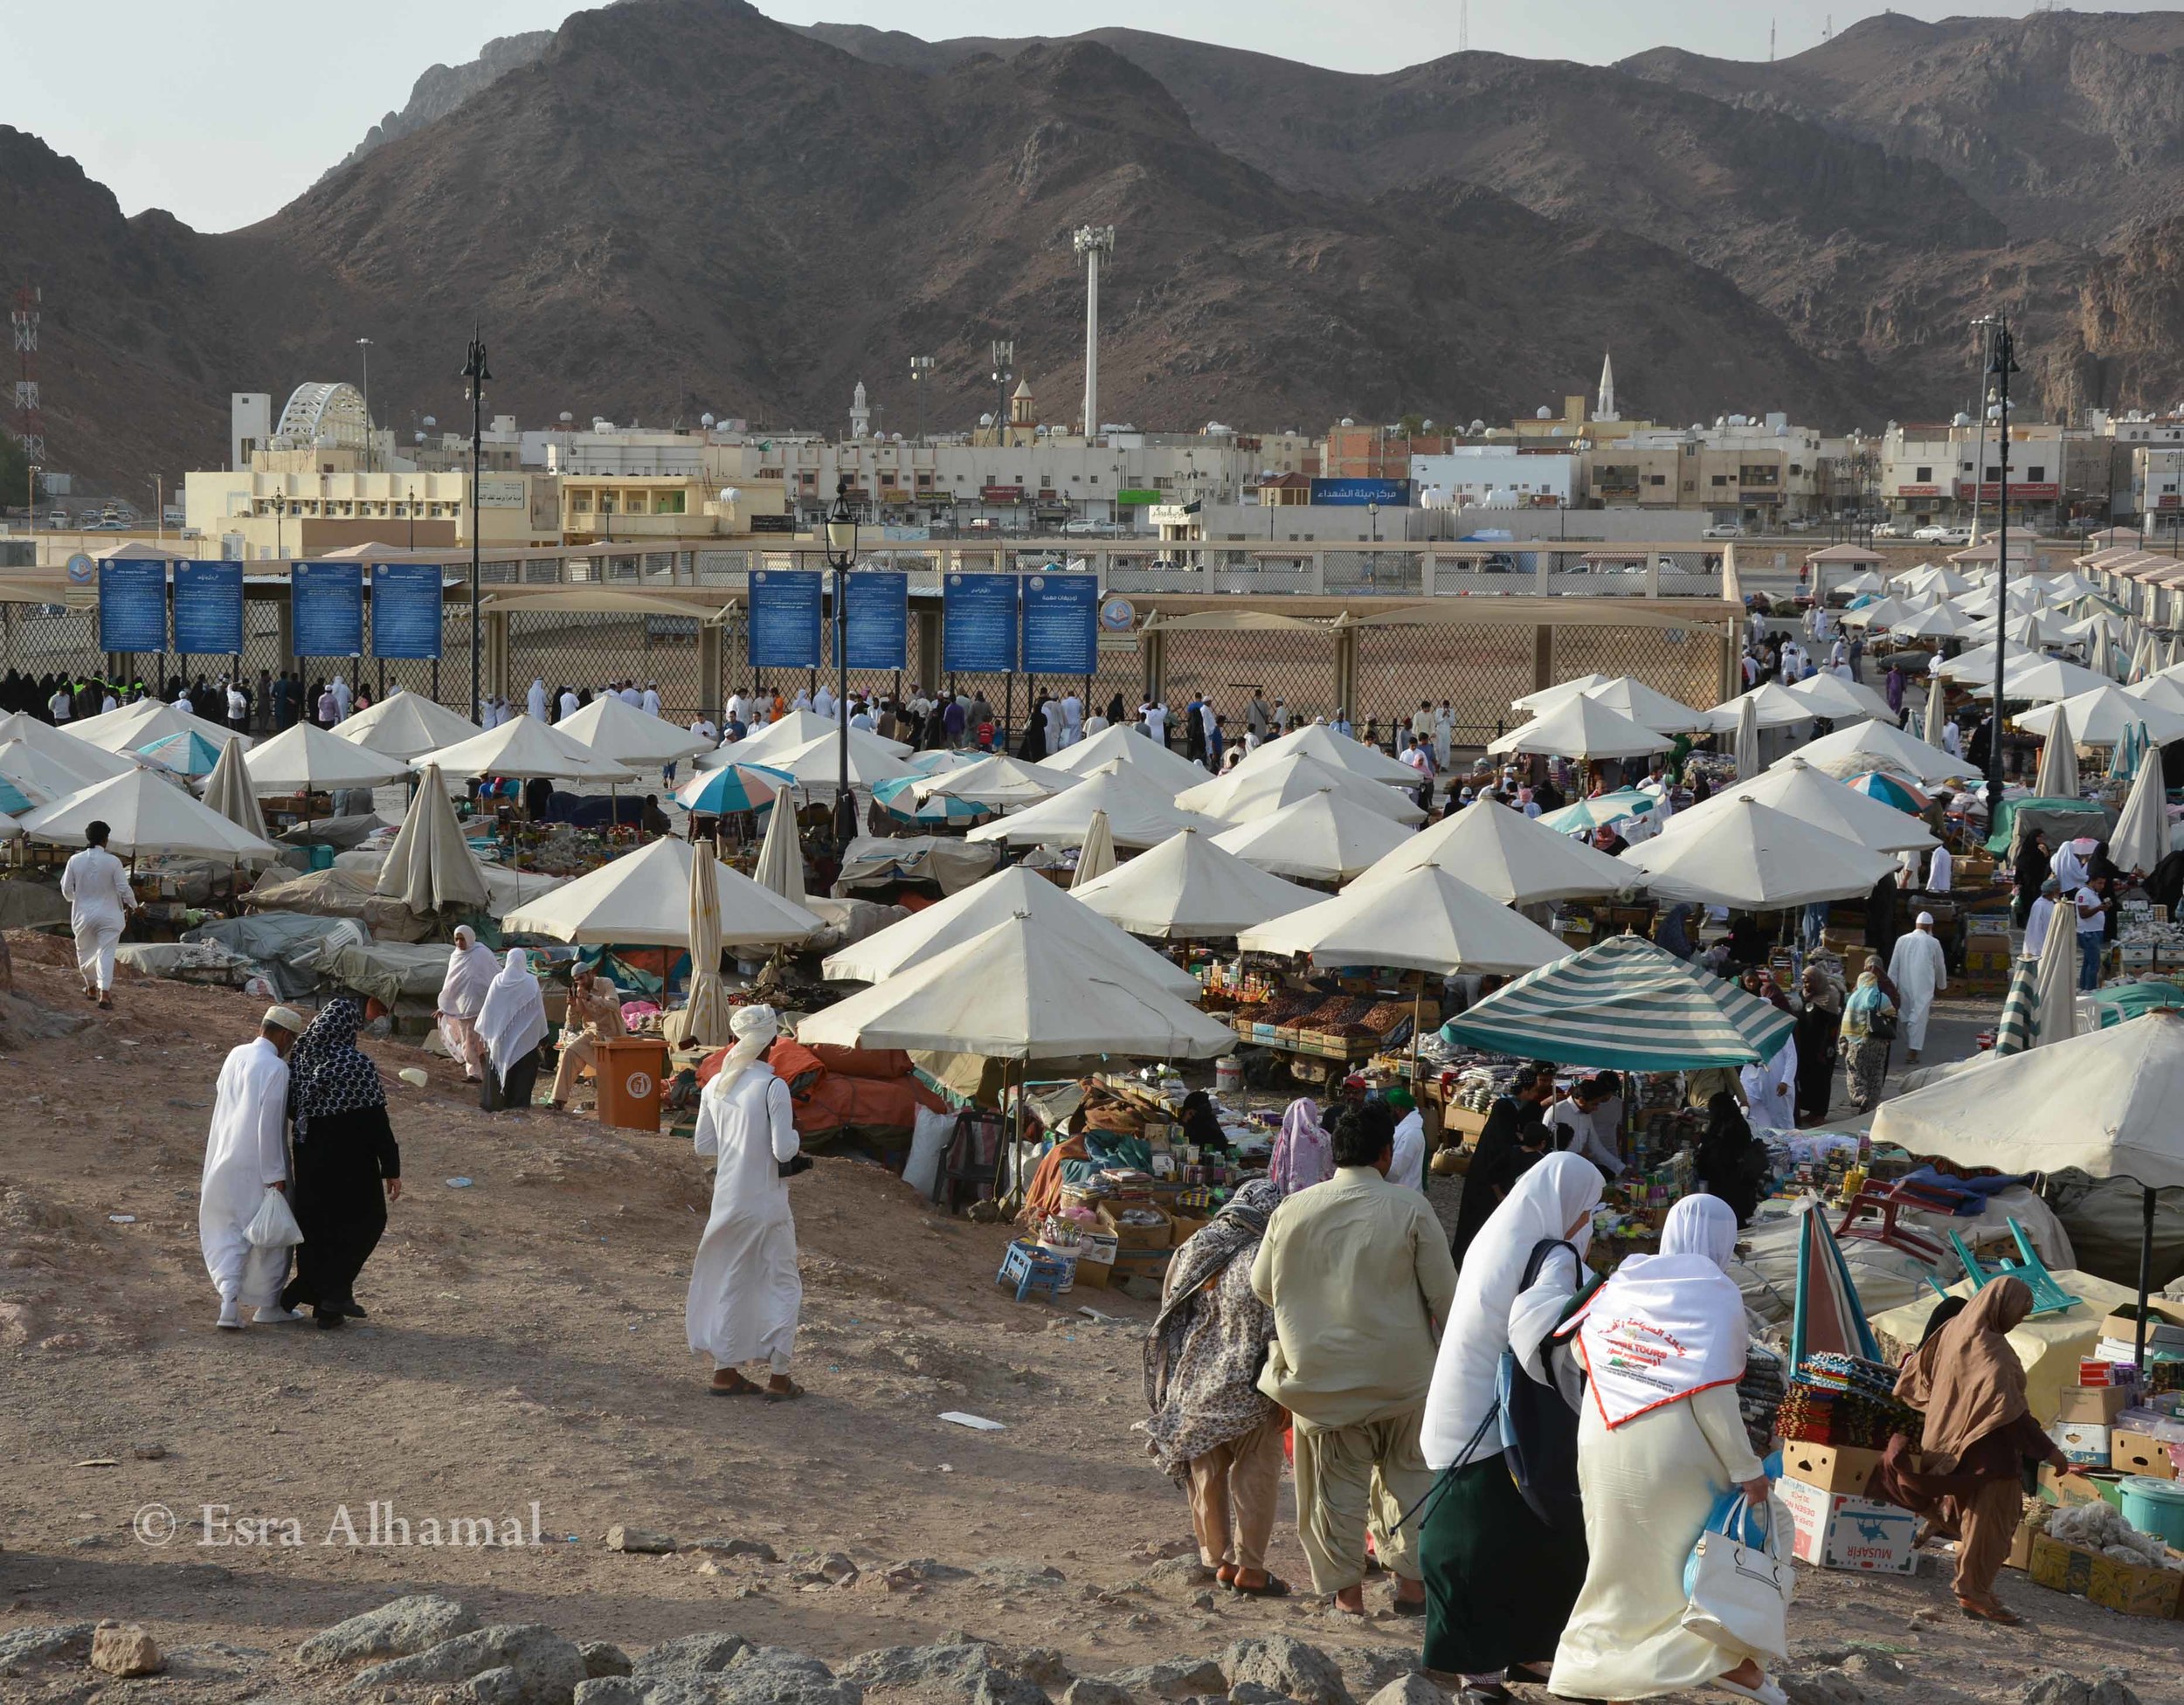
1388 1109 1427 1193
1886 928 1948 1052
686 1063 803 1371
528 680 549 721
60 845 134 991
198 1038 292 1307
1738 1034 1799 1131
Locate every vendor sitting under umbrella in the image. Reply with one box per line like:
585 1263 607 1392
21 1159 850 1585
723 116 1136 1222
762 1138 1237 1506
549 964 627 1109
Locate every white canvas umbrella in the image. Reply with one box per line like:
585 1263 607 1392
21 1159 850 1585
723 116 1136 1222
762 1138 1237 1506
1841 596 1915 630
1890 605 1972 642
966 760 1221 848
1922 674 1950 749
416 716 639 783
737 729 916 796
1970 654 2111 703
1070 828 1321 938
1937 640 2035 683
1348 795 1636 902
822 864 1199 999
1210 792 1415 881
1511 673 1614 714
334 690 481 761
1783 672 1891 722
1579 678 1713 735
2111 729 2172 874
501 836 819 947
1071 809 1117 888
1232 721 1423 785
2032 708 2082 798
801 913 1235 1061
552 692 711 766
1731 694 1761 780
2029 876 2080 1053
1043 721 1213 792
200 736 273 846
1178 750 1423 825
2127 672 2184 715
2015 683 2184 749
752 784 809 908
1616 796 1896 908
1701 681 1817 733
18 769 280 862
68 697 245 755
914 752 1080 808
715 708 911 764
2091 622 2121 682
1237 863 1568 977
1790 717 1974 785
1834 570 1889 597
374 763 491 913
1656 757 1936 854
243 720 411 794
0 713 141 783
2129 628 2160 685
1488 695 1667 761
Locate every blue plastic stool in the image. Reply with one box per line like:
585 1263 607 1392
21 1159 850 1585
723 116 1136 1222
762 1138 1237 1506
997 1239 1069 1303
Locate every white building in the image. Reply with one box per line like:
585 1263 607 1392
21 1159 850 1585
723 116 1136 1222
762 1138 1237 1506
1410 447 1579 509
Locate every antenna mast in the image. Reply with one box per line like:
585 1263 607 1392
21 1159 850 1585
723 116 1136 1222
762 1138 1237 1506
10 283 43 464
1459 0 1469 51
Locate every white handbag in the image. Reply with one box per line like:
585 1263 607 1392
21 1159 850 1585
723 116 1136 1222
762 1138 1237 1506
244 1187 304 1249
1680 1498 1794 1663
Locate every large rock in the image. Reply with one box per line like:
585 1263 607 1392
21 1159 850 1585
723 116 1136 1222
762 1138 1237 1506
1783 1673 1869 1705
971 1674 1051 1705
298 1594 479 1665
840 1641 999 1692
0 1623 93 1671
352 1624 587 1704
634 1635 751 1682
1061 1682 1133 1705
582 1641 634 1679
2022 1681 2090 1705
1222 1636 1349 1705
1365 1679 1452 1705
1133 1557 1215 1598
89 1622 162 1678
584 1646 860 1705
2090 1685 2142 1705
713 1646 861 1705
1102 1657 1230 1701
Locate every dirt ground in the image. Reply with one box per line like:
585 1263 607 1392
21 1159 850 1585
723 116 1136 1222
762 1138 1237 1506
0 935 2174 1704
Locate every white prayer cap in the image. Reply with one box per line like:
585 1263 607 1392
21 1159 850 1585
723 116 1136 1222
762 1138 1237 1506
1916 911 1935 928
263 1005 306 1033
730 1004 780 1041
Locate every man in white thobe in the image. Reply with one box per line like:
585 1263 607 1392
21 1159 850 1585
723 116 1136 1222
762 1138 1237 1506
199 1007 302 1329
60 820 137 1007
812 683 836 719
1925 843 1953 895
1941 719 1962 760
1738 1032 1799 1131
1886 911 1949 1062
1060 691 1083 748
687 1005 805 1398
528 678 549 721
1386 1091 1427 1192
2023 876 2060 961
558 687 581 721
641 681 662 717
330 676 353 721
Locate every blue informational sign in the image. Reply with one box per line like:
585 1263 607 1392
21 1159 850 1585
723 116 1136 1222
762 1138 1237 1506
370 563 445 659
98 559 168 653
943 572 1019 673
171 560 244 656
841 570 909 672
1309 476 1413 507
292 561 364 659
747 569 823 670
1019 571 1099 677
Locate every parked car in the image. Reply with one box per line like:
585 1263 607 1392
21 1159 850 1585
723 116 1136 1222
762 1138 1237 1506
1874 520 1910 538
1701 522 1745 540
1911 523 1953 542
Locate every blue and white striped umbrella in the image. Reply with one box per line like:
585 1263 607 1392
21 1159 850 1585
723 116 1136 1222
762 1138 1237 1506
135 729 228 778
872 774 985 824
1536 788 1655 835
673 761 794 816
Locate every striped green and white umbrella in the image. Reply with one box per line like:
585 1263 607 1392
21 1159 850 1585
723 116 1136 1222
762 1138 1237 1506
1536 789 1655 835
1440 934 1795 1070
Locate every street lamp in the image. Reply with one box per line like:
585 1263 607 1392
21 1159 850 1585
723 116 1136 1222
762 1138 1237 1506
268 489 288 560
462 328 491 722
1978 313 2018 828
909 355 934 444
824 476 860 841
356 338 374 473
1368 499 1380 544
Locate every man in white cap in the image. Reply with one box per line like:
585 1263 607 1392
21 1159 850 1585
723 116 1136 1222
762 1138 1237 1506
199 1007 304 1329
686 1005 805 1399
1885 911 1949 1064
59 818 139 1011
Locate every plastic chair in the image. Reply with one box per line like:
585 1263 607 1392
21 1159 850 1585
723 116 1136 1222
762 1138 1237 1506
1946 1218 2084 1317
1833 1181 1950 1266
937 1109 1005 1212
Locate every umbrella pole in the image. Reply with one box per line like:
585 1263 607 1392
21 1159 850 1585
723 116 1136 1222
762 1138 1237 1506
2138 1185 2156 1372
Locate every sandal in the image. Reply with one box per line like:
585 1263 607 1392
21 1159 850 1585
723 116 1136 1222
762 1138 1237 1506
1387 1593 1427 1618
1232 1573 1291 1598
709 1371 763 1398
1957 1596 2022 1626
763 1377 806 1403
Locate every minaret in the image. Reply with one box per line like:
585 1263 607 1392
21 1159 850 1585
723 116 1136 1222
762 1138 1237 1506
1073 224 1116 438
1596 352 1617 423
849 380 871 438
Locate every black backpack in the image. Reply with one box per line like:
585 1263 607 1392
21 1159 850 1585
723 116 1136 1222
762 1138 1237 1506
1495 1237 1600 1533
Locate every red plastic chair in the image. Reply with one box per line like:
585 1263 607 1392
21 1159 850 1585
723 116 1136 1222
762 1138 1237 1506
1833 1180 1951 1266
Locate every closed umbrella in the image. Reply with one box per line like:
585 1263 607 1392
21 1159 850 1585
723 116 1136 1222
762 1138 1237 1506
681 831 732 1048
1731 694 1761 780
201 736 272 845
2031 706 2080 798
2028 887 2079 1053
2129 629 2160 685
2111 726 2172 874
1616 796 1896 908
2092 622 2119 682
374 763 491 913
1072 809 1117 889
753 784 808 908
1922 674 1949 749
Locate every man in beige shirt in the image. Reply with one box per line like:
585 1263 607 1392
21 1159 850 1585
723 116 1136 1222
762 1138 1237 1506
1251 1101 1459 1615
549 966 627 1108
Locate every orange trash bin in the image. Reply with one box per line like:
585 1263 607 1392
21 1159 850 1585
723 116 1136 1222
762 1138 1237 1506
593 1038 670 1132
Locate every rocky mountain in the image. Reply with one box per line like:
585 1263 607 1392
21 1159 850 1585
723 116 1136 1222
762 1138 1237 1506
322 29 558 180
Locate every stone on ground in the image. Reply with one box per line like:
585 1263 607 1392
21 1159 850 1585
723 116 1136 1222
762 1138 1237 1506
297 1593 478 1664
1221 1635 1349 1705
89 1622 162 1678
351 1623 587 1704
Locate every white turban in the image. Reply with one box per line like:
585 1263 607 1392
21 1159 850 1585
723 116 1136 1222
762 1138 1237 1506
730 1004 780 1041
706 1004 782 1108
1917 911 1935 928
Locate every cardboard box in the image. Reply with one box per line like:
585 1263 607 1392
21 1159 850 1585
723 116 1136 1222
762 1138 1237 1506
1773 1477 1918 1574
2109 1430 2177 1480
2036 1465 2125 1510
1072 1254 1109 1289
2056 1385 2135 1425
2029 1531 2184 1619
1780 1440 1886 1497
2116 1406 2184 1445
1097 1205 1172 1252
2005 1501 2046 1572
2102 1306 2184 1352
2050 1422 2113 1467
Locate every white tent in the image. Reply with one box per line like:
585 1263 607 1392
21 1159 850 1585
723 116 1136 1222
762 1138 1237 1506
334 691 482 761
1783 671 1891 723
375 763 491 913
1700 680 1817 733
0 713 140 783
965 759 1220 848
1834 570 1889 596
414 716 639 783
18 769 280 861
1348 796 1636 902
550 693 712 765
1970 654 2111 703
1177 750 1423 825
1937 640 2035 683
243 720 412 794
1787 717 1973 785
800 914 1236 1061
1230 722 1421 786
1070 828 1321 939
200 735 272 844
2112 735 2173 874
708 709 910 767
1211 792 1415 881
1511 673 1614 714
68 698 245 756
1579 678 1713 736
1657 757 1936 854
822 864 1200 998
736 729 916 796
2014 683 2184 749
1042 721 1213 792
913 752 1080 808
501 836 819 948
0 735 117 804
2125 673 2184 716
1488 695 1667 760
1617 795 1896 908
1238 863 1569 977
1895 564 1974 598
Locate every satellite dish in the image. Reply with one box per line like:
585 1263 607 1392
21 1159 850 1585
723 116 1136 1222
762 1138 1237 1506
1340 417 1356 427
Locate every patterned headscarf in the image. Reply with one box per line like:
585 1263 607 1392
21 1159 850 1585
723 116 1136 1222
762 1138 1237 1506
286 997 387 1136
1143 1177 1283 1414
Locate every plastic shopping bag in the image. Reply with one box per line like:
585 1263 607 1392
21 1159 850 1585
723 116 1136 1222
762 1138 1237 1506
244 1187 304 1249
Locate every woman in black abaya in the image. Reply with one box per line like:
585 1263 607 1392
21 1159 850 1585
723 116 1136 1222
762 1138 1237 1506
281 997 402 1329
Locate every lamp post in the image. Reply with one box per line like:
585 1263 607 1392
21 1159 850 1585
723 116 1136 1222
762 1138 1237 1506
909 355 934 444
356 337 374 473
1979 314 2019 825
824 476 859 841
268 489 288 560
463 328 491 722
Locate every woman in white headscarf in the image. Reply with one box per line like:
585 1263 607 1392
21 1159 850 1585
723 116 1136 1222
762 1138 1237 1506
473 949 549 1112
1550 1194 1780 1705
686 1004 805 1399
1418 1152 1605 1703
434 924 499 1082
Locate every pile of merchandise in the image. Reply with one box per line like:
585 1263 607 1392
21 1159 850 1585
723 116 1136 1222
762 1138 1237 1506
1736 1343 1788 1457
1775 1352 1924 1451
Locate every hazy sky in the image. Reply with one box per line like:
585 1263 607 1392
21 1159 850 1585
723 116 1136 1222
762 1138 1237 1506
10 0 2169 231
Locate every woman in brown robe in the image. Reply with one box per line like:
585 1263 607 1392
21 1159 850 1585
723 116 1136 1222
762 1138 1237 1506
1880 1278 2069 1625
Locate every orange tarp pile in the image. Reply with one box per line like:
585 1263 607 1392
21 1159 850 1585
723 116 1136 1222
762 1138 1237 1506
696 1037 943 1140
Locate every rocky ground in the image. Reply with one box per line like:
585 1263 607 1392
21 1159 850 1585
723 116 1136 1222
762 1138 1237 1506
0 933 2174 1705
